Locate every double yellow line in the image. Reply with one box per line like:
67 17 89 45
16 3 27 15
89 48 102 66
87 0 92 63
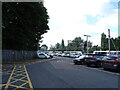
4 65 33 90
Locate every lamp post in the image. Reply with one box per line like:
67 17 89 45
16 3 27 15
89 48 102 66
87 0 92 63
84 35 91 53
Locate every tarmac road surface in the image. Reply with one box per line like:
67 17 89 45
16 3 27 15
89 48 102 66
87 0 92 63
26 56 119 88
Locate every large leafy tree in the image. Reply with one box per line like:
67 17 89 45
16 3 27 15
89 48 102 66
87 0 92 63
61 39 65 53
101 33 120 51
72 37 80 51
55 43 61 51
40 44 48 51
101 33 108 50
2 2 49 50
69 37 84 51
50 37 92 53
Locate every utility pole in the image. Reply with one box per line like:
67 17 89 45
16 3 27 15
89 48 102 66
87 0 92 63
84 35 91 53
108 29 111 55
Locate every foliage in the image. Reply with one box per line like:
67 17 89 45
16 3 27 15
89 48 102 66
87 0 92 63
50 37 93 53
101 33 108 50
61 39 65 53
71 37 84 51
55 43 61 51
101 33 120 51
2 2 49 50
40 44 48 51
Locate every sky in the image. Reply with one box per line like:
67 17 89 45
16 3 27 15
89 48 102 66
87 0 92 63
41 0 119 48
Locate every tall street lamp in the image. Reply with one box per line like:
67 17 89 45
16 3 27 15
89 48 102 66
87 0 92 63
84 35 91 53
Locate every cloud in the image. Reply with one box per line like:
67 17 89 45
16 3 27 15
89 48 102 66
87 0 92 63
42 0 118 48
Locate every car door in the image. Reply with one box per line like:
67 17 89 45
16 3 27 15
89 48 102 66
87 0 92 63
104 57 115 68
39 54 46 58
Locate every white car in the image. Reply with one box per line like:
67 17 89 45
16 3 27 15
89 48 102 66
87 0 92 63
38 53 50 59
70 53 80 58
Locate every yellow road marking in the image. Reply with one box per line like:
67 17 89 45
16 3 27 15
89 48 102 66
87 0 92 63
3 65 34 89
4 65 16 89
10 76 28 84
0 84 6 87
24 65 33 89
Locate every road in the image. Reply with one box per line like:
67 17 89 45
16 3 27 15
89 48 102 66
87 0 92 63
26 56 119 88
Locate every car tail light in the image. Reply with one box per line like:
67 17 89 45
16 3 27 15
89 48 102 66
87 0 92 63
92 56 96 59
114 57 118 63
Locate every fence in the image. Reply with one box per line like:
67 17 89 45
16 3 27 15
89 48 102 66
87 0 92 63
2 50 37 63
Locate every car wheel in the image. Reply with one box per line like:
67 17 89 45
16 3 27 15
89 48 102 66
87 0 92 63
115 66 120 72
103 67 108 70
87 64 90 67
77 62 81 65
96 62 101 68
74 62 78 65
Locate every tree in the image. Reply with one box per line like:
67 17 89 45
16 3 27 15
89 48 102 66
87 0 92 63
61 36 93 52
84 41 87 53
101 33 108 50
49 45 55 52
55 43 61 51
101 32 120 51
40 44 48 51
2 2 49 50
72 37 83 51
118 36 120 50
61 39 65 53
110 37 120 51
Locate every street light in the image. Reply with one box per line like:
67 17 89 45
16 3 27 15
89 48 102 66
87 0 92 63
84 35 91 53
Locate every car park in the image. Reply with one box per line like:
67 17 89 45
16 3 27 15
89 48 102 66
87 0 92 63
102 56 120 71
85 54 103 67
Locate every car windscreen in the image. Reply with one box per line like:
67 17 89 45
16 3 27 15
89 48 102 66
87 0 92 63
103 56 117 60
94 56 102 58
79 55 85 59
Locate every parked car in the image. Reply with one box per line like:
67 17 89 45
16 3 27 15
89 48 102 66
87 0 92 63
65 53 70 57
61 53 70 57
102 56 120 71
47 53 54 58
38 53 50 59
73 53 93 65
61 53 66 57
70 53 80 58
85 54 103 67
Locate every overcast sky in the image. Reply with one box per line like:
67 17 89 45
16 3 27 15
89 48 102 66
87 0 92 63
41 0 119 48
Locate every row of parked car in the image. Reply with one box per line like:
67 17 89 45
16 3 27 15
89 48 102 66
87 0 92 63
54 52 82 58
37 52 120 72
73 53 120 72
